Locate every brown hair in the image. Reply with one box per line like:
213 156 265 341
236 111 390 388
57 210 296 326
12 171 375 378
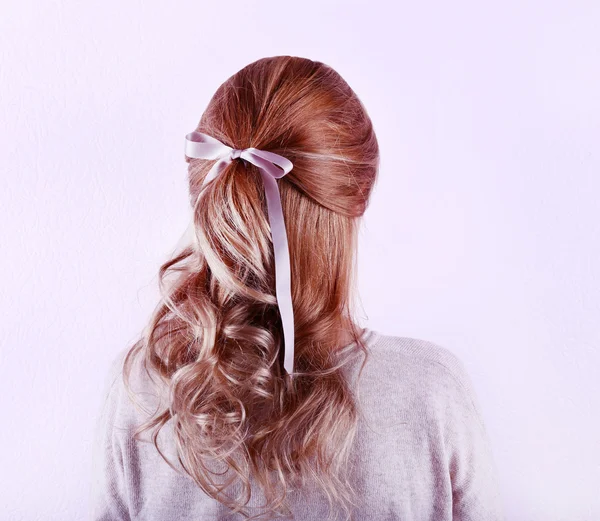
122 55 380 520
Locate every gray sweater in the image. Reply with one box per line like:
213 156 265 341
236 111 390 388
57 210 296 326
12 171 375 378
89 328 505 520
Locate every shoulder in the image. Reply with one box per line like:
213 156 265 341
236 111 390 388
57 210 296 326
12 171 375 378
364 330 484 426
98 346 164 433
103 346 129 391
367 330 471 384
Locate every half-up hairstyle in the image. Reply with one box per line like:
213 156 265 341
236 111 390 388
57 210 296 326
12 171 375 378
121 55 380 520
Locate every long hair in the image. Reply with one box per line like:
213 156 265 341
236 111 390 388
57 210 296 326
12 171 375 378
121 55 380 520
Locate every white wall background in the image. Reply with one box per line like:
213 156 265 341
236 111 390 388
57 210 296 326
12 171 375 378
1 1 598 519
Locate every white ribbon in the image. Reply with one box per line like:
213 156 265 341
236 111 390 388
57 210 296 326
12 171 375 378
184 131 296 376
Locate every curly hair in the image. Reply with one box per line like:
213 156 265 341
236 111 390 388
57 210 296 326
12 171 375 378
121 55 380 520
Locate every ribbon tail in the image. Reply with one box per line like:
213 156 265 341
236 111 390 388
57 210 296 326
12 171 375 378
259 172 295 376
200 157 232 192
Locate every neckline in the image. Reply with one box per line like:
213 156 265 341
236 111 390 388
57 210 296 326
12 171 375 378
341 326 376 350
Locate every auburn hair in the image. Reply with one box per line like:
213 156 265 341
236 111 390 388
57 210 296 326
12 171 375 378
121 55 380 520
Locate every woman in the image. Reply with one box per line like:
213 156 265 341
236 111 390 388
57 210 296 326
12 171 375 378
90 55 504 520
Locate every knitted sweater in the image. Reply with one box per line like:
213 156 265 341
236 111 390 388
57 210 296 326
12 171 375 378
89 328 505 520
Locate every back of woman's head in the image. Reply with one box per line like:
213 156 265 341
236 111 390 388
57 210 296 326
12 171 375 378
123 55 380 520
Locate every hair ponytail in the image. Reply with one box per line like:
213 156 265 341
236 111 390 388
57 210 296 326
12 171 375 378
122 55 379 520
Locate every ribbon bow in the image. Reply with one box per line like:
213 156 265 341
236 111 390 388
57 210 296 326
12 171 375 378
184 131 296 376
